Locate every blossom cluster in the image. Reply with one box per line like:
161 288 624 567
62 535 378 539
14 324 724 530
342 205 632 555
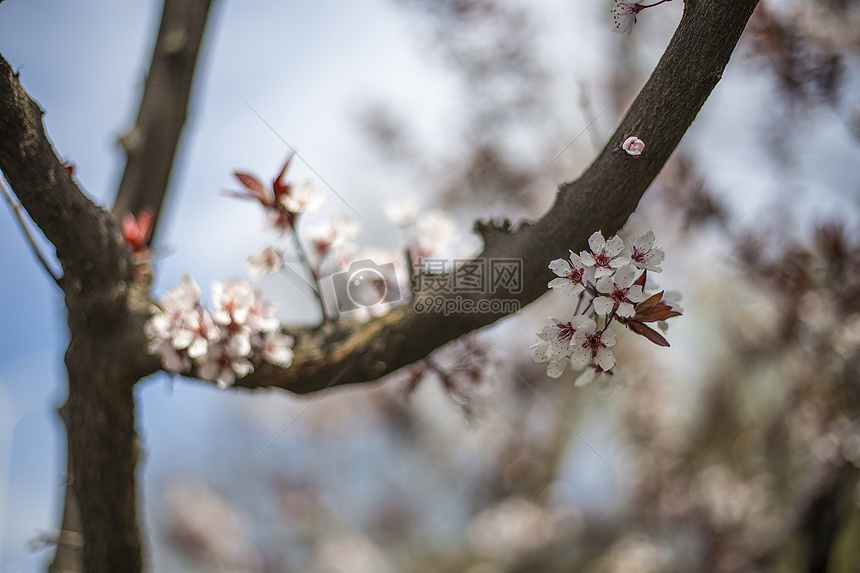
145 276 294 388
532 230 681 397
235 155 464 323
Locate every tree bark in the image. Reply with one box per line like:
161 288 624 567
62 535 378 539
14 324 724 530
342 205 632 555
1 0 213 570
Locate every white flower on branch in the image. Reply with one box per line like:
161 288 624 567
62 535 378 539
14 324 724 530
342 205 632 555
531 317 577 378
570 316 617 372
594 264 646 318
612 1 673 36
548 251 587 298
629 230 664 272
146 276 293 382
580 231 628 279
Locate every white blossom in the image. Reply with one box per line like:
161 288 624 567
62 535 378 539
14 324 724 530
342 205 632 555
211 281 255 327
171 308 219 359
145 275 203 372
580 231 629 279
611 1 640 35
531 317 578 378
548 251 587 297
594 264 646 318
570 317 617 371
629 230 664 272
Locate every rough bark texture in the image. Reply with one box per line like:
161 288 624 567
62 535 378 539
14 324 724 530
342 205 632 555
1 0 212 571
0 0 759 570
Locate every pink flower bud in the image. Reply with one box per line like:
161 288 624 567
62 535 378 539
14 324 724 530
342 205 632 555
622 136 645 156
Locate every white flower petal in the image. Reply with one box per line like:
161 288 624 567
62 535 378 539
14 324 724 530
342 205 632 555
575 367 596 387
588 231 605 253
596 347 616 371
616 301 635 318
546 359 568 378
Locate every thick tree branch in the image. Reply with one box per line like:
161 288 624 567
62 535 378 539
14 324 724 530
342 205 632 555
1 2 212 570
111 0 214 236
0 53 158 573
231 0 761 395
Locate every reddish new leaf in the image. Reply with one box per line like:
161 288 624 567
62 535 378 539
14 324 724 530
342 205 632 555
625 320 671 347
632 291 682 322
233 171 270 203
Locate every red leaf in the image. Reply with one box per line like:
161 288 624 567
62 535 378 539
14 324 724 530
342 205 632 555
233 172 270 203
633 291 682 322
625 320 671 347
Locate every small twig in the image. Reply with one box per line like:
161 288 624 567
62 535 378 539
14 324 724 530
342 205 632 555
288 223 329 322
0 177 60 284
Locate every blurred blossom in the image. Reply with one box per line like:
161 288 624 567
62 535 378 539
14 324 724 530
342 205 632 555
307 214 362 262
281 181 324 214
162 478 263 572
696 465 770 529
832 313 860 359
383 198 422 227
246 245 283 279
466 497 555 563
416 209 459 258
258 329 294 368
314 531 393 573
595 535 668 573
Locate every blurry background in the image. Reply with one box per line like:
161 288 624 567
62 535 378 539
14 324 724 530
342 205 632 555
2 0 860 571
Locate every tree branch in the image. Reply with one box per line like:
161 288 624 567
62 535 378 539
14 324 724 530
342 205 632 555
230 0 761 395
111 0 214 237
